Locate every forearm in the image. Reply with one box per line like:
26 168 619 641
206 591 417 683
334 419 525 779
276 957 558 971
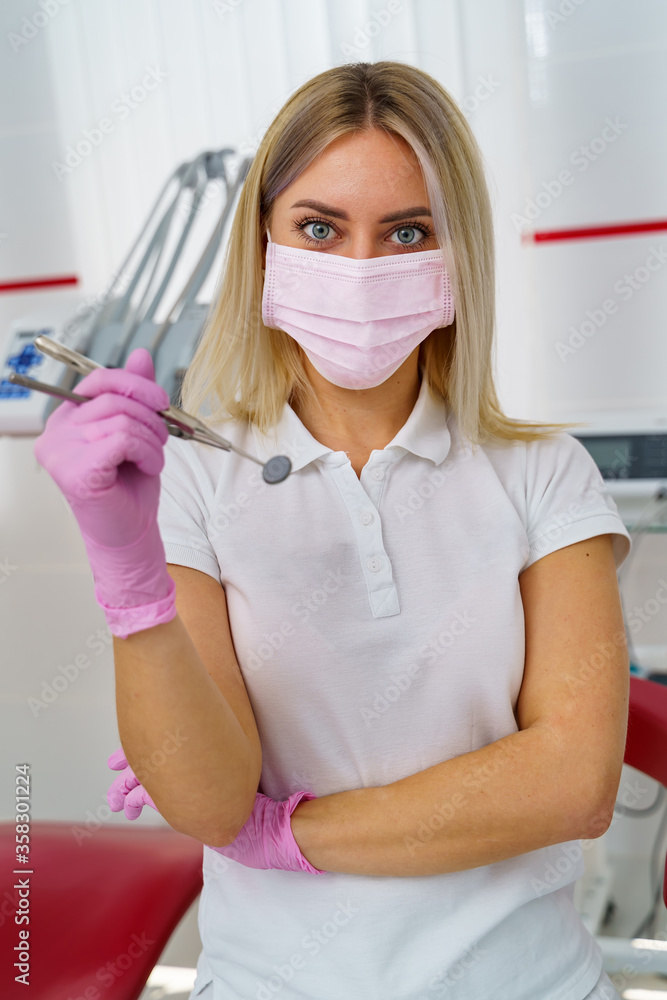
113 613 255 846
290 727 606 876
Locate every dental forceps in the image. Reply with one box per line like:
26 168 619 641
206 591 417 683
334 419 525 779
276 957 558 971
9 335 292 484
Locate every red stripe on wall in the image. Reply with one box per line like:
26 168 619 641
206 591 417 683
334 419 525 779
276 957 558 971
0 275 79 293
523 219 667 244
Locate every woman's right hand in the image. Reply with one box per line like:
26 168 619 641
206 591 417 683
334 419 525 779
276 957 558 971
34 347 171 549
107 747 159 821
33 348 178 638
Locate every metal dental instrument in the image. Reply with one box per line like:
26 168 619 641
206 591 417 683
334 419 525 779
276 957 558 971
20 335 292 485
7 372 225 449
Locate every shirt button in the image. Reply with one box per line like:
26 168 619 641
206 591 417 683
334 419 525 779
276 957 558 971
367 556 383 572
371 467 385 481
359 511 374 525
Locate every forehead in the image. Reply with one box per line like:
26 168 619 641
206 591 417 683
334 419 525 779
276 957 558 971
276 129 428 212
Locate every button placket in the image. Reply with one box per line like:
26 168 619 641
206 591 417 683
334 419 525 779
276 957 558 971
322 460 400 618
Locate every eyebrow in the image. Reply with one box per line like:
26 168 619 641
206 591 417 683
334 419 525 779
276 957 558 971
290 199 432 224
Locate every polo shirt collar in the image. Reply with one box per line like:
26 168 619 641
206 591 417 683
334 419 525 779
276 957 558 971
251 371 451 474
387 374 451 467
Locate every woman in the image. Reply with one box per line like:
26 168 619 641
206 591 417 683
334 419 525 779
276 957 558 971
35 61 631 999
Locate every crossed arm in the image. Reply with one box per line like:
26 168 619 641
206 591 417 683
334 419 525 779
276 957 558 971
289 534 629 876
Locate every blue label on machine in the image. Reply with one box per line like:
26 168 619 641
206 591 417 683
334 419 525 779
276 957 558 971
0 337 45 398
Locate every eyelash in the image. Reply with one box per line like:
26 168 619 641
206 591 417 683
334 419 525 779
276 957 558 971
291 215 435 250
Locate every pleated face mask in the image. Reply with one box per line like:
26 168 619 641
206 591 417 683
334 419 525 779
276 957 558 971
261 232 455 389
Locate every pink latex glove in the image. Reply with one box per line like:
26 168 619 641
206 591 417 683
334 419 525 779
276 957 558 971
208 790 327 874
106 744 325 873
33 348 177 638
106 747 158 820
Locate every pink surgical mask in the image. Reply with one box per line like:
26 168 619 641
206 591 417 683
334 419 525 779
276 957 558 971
261 231 455 389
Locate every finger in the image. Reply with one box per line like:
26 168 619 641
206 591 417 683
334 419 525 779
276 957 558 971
107 783 125 812
107 748 129 770
124 347 157 382
124 785 150 820
71 425 167 498
76 406 168 460
75 365 169 414
95 422 166 478
70 392 169 446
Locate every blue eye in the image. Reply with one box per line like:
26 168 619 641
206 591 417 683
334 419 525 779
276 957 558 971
390 226 424 245
303 221 332 241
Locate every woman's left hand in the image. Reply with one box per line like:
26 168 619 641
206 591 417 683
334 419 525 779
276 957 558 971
209 790 326 874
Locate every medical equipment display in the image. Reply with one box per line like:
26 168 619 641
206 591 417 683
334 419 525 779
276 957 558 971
10 335 291 484
574 431 667 481
0 148 251 436
573 423 667 531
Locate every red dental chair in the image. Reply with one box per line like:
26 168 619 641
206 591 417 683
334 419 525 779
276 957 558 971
0 820 203 1000
624 674 667 907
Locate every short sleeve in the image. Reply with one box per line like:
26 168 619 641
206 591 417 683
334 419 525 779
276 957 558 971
157 435 221 583
522 432 631 574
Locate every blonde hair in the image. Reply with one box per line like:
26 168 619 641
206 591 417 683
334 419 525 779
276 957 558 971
180 60 586 449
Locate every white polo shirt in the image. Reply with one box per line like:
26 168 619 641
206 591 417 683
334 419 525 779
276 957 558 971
157 372 631 1000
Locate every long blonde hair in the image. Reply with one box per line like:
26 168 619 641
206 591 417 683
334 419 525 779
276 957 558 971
180 60 585 448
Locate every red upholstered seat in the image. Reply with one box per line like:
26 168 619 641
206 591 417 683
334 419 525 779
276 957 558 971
0 821 203 1000
624 676 667 905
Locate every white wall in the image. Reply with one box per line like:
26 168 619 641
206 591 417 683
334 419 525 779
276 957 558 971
520 0 667 424
1 0 666 937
